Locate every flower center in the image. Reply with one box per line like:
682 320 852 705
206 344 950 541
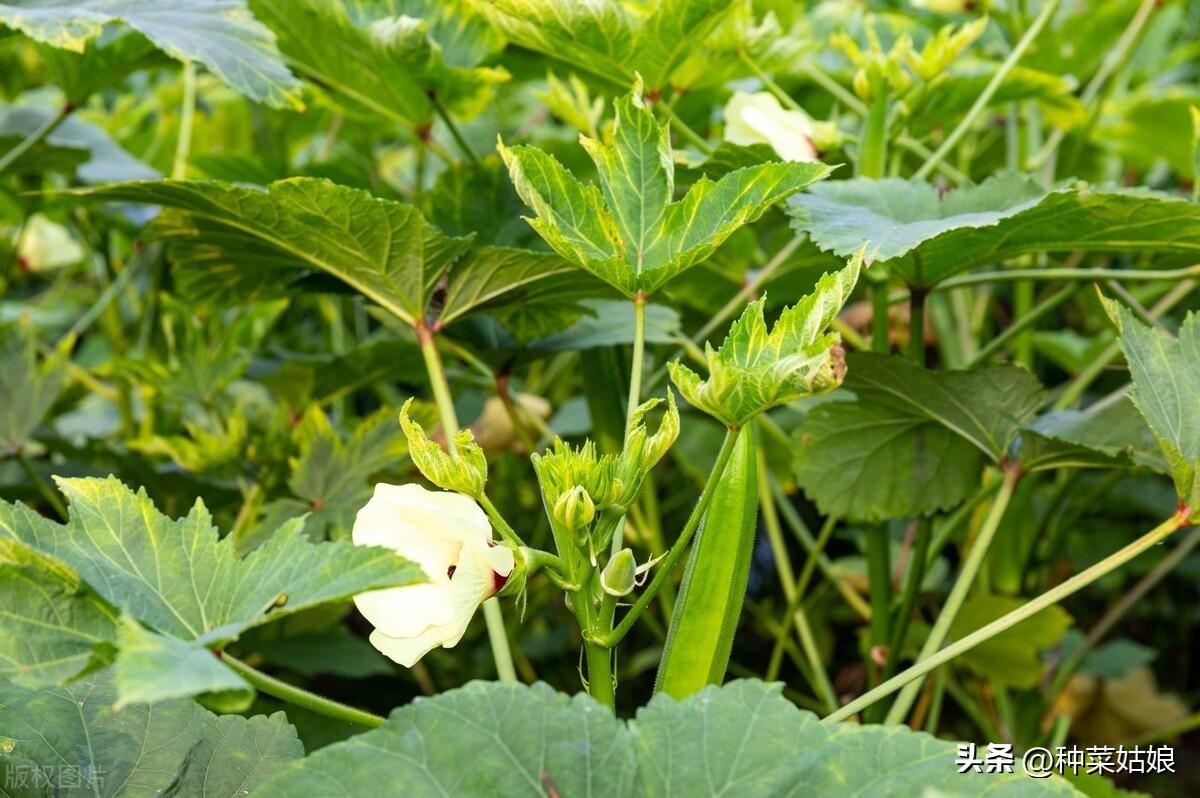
446 565 457 579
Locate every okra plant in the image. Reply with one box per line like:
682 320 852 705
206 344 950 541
1 0 1199 796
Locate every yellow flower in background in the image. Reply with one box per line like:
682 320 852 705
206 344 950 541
911 0 973 14
17 214 85 272
352 483 514 667
723 91 821 163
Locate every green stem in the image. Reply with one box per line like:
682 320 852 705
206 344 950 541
417 328 462 455
66 244 156 340
481 599 518 682
625 295 647 436
766 515 838 682
916 0 1060 179
428 92 478 165
965 284 1079 369
595 427 741 647
220 653 384 728
830 509 1189 725
883 465 1021 725
0 102 72 176
772 481 872 620
864 524 892 716
478 494 526 547
657 100 712 155
416 325 517 683
1013 280 1034 369
857 87 889 179
172 62 197 180
14 451 67 521
739 51 802 111
1048 524 1200 698
885 518 931 680
871 280 891 353
938 263 1200 290
757 452 837 712
1027 0 1157 171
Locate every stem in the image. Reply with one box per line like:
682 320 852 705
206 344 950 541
857 86 889 179
871 280 891 352
885 518 931 679
481 599 517 682
416 325 517 682
758 453 838 712
220 653 385 728
15 451 67 520
657 100 712 155
909 255 927 364
172 62 197 180
417 327 462 455
0 102 72 176
965 284 1079 369
938 263 1200 290
1048 525 1200 698
595 427 741 646
883 465 1021 725
916 0 1060 179
693 238 802 345
625 295 647 437
766 515 838 682
1027 0 1157 171
478 494 526 547
739 51 802 112
864 525 892 711
772 480 872 620
833 509 1190 726
428 92 478 165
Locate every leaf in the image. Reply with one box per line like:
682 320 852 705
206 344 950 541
439 247 596 326
795 353 1044 521
1106 304 1200 517
251 0 506 126
114 617 249 707
790 176 1200 287
669 253 861 427
179 711 305 798
76 178 474 327
1016 397 1166 474
0 322 72 452
482 0 735 91
253 679 1079 796
948 595 1072 688
0 0 302 108
0 538 118 688
0 476 423 704
0 671 301 798
500 86 830 297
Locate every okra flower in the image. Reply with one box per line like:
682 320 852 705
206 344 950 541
724 91 823 162
352 483 514 667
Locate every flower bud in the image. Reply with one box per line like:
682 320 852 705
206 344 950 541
553 485 595 532
600 548 637 597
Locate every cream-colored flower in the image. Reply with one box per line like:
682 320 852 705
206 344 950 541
911 0 972 14
724 91 819 162
352 483 514 667
18 214 85 271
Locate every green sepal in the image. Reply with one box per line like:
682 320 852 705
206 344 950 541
670 251 863 427
399 398 487 498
